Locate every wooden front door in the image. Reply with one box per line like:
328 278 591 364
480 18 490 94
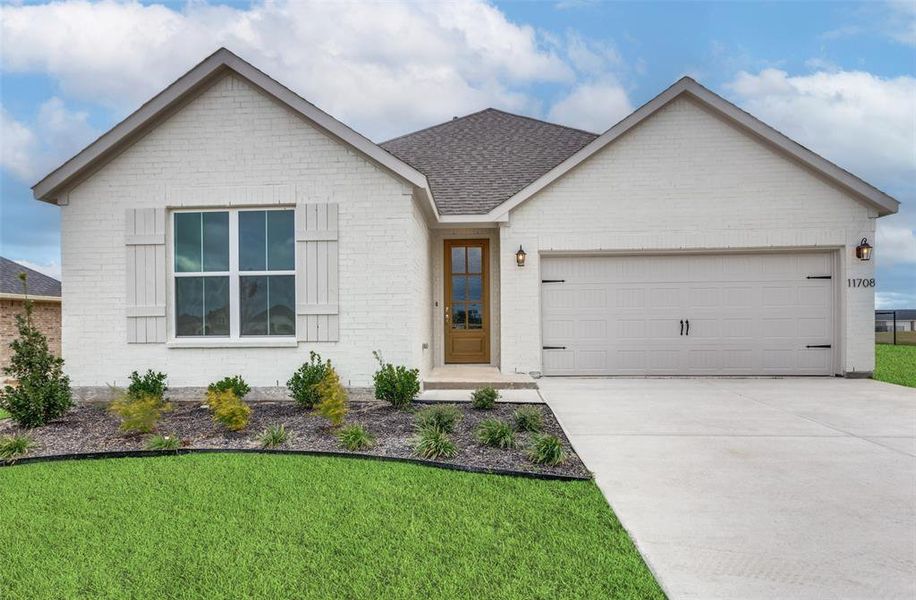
444 239 490 363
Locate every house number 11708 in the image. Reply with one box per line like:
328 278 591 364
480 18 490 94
848 278 876 288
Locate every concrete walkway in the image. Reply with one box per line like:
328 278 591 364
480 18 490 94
539 377 916 600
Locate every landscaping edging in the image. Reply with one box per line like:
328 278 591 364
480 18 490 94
1 399 590 479
0 447 590 481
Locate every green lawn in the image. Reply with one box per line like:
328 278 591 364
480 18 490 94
874 344 916 388
0 454 663 599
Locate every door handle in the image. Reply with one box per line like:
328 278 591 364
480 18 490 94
444 305 450 324
685 319 690 336
680 320 684 336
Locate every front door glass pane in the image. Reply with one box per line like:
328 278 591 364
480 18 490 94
467 303 483 329
451 247 465 273
451 275 467 301
468 275 482 301
467 247 482 273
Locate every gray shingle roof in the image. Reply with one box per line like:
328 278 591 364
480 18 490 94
0 257 61 297
381 109 598 215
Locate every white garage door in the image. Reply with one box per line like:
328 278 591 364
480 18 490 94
541 252 835 376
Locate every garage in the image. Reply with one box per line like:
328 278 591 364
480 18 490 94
541 252 836 376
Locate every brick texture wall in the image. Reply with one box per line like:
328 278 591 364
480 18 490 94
1 299 62 377
59 74 431 388
500 96 877 375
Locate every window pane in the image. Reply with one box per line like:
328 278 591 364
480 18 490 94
451 275 467 301
174 213 201 272
468 275 482 301
239 211 266 271
268 275 295 335
468 247 482 273
467 303 483 329
450 247 465 273
451 305 467 330
240 276 268 336
202 212 229 271
203 277 230 335
267 211 295 271
175 277 203 336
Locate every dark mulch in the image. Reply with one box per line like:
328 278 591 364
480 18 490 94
0 401 590 479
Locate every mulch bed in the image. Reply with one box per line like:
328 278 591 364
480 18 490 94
0 401 590 479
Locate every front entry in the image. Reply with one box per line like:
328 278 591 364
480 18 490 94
444 239 490 363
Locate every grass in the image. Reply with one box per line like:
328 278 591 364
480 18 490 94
874 344 916 388
0 454 662 599
0 408 9 420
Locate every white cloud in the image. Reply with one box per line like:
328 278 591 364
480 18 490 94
0 98 98 183
0 0 583 140
886 0 916 46
877 222 916 265
876 291 916 310
726 69 916 190
547 79 632 132
9 259 62 282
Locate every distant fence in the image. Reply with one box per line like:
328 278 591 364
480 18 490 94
876 311 916 346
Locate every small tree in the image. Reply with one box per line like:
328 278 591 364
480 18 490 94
0 273 72 427
314 364 348 428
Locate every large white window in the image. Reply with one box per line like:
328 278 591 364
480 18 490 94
173 208 295 338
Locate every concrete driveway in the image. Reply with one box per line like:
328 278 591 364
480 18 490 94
539 377 916 600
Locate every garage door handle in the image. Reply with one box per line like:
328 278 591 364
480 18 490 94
806 344 832 349
680 320 684 336
685 319 689 336
542 346 567 350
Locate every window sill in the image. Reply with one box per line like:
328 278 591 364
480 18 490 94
167 338 298 349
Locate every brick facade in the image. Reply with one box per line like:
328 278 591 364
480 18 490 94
1 299 62 377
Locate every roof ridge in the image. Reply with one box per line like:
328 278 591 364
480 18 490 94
380 107 598 147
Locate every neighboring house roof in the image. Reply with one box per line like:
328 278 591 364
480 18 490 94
0 257 61 299
485 77 900 219
380 109 597 215
876 309 916 321
31 48 437 218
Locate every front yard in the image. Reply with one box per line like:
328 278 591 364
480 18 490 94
874 344 916 388
0 453 663 599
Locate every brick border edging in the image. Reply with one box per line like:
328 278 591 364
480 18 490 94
0 447 591 481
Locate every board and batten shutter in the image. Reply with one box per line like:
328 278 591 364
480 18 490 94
295 203 339 342
125 208 167 343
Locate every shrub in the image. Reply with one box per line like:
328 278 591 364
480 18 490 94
527 434 566 466
337 424 375 451
513 406 544 433
471 386 499 409
208 375 251 399
0 434 36 461
110 392 172 435
476 418 517 449
145 434 180 451
0 274 72 428
287 352 331 409
415 404 461 434
259 424 288 449
127 369 168 400
206 389 251 432
372 351 420 408
314 365 348 428
413 426 458 460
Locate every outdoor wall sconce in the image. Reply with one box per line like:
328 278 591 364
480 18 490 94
855 238 873 261
515 245 527 267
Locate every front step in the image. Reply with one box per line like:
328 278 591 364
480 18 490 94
423 379 538 391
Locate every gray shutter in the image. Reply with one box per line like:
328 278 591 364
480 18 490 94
125 208 167 343
295 203 339 342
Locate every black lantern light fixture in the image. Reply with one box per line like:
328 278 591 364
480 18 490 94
515 245 527 267
855 237 873 261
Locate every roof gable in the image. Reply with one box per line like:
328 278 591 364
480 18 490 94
0 257 61 298
488 77 899 218
381 109 597 215
32 48 435 216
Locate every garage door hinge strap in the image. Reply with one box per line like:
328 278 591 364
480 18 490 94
806 275 832 279
541 279 565 283
542 346 567 350
805 344 832 348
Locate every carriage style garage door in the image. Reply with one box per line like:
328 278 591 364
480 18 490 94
541 252 836 376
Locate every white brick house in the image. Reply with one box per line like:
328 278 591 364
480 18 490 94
32 49 899 387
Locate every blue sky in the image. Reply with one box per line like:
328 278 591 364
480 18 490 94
1 0 914 305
